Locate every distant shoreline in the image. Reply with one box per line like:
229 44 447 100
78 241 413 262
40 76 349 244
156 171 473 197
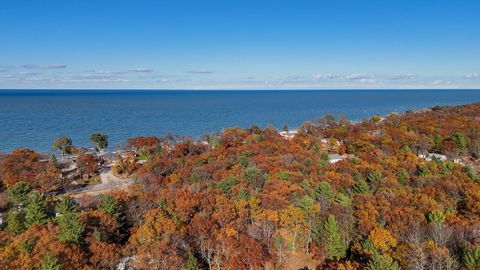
1 88 480 93
1 90 480 153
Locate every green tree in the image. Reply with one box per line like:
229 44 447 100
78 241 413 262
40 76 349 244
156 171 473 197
237 153 249 168
237 187 250 200
40 252 61 270
52 136 73 159
297 194 311 210
317 152 330 166
313 181 335 202
98 194 125 227
25 192 49 227
57 211 84 244
56 197 78 214
335 193 352 207
452 132 468 152
428 209 446 224
184 252 200 270
464 246 480 269
278 171 290 180
464 166 480 183
282 123 289 132
6 210 25 235
396 169 409 185
55 197 84 244
324 215 346 261
90 133 109 153
432 134 443 149
49 154 57 163
6 182 32 206
367 171 382 182
417 165 431 177
353 179 370 194
366 253 400 270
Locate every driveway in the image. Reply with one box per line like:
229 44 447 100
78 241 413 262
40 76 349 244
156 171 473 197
69 169 135 197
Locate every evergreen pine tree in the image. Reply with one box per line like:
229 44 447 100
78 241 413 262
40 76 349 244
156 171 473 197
335 193 353 207
55 197 84 244
55 197 78 215
25 192 49 227
98 194 125 227
40 252 61 270
314 181 335 202
366 253 400 270
464 246 480 269
324 215 346 261
184 252 200 270
6 210 25 235
6 182 32 206
298 195 315 212
352 179 370 194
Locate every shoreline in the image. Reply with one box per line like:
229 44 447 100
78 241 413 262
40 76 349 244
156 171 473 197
0 102 468 156
1 93 479 153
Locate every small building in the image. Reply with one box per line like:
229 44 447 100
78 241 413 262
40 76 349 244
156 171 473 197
61 162 78 173
328 154 354 164
420 153 447 161
0 212 5 226
453 158 465 165
279 130 298 139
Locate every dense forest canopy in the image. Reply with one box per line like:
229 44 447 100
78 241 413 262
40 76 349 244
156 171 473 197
1 103 480 269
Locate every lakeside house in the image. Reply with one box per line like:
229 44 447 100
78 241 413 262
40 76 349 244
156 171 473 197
279 130 298 139
419 153 448 161
328 154 354 164
418 153 468 165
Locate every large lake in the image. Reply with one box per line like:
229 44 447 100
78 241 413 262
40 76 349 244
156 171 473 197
1 89 480 153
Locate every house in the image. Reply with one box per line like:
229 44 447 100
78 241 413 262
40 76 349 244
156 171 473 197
0 212 5 226
420 153 447 161
453 158 465 165
279 130 298 139
61 161 78 173
328 154 354 164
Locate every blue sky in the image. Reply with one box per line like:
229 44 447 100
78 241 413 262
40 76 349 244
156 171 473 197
1 0 479 89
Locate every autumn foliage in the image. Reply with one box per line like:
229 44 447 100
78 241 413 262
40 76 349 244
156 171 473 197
2 103 480 269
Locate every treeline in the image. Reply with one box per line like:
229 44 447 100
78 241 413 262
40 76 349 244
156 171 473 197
1 103 480 269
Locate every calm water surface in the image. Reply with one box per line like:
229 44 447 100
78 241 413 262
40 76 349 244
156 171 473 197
1 89 480 153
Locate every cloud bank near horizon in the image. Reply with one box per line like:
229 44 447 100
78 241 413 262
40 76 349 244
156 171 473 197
0 64 479 89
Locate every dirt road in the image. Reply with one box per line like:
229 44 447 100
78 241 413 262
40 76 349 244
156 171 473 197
69 170 135 197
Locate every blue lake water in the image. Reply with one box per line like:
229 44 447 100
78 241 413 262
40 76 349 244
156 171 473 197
1 89 480 153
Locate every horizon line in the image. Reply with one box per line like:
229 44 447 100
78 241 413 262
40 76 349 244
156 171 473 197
1 88 480 91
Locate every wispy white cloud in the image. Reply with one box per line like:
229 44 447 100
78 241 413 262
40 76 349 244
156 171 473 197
155 77 188 83
311 73 423 85
0 65 14 73
312 73 377 84
19 72 40 76
313 74 339 80
465 73 480 79
1 65 478 89
82 70 127 75
344 73 374 80
187 69 213 74
21 64 67 69
432 80 452 86
129 68 154 73
389 74 418 80
59 75 130 83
